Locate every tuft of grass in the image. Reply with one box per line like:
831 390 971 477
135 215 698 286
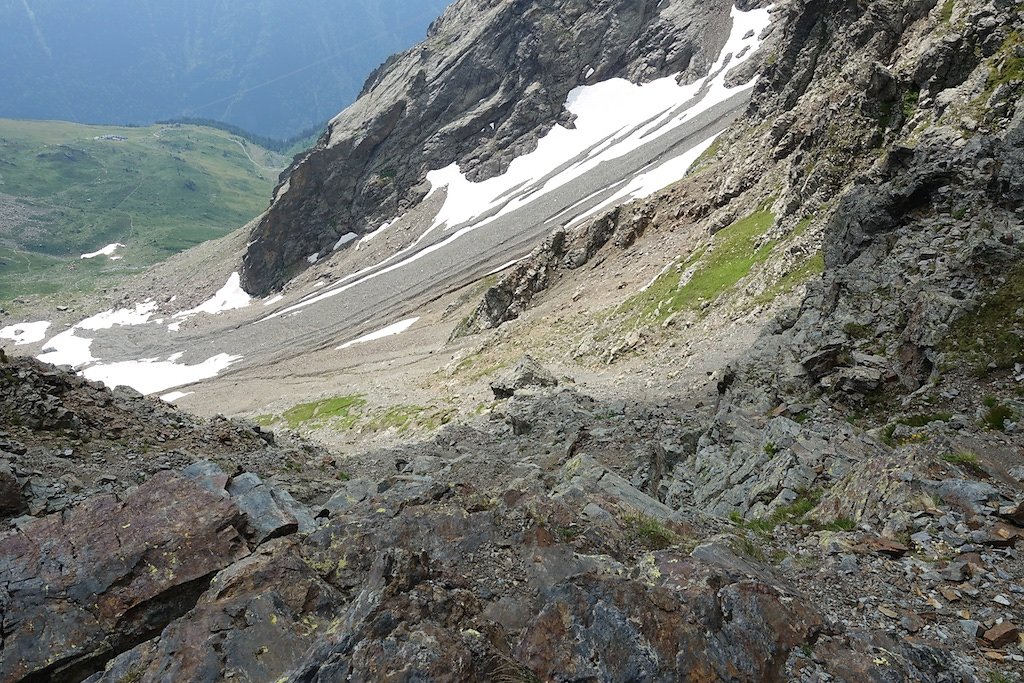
939 0 955 22
981 30 1024 103
764 441 779 456
843 322 874 340
901 88 921 118
732 535 767 561
622 512 683 550
942 451 987 476
689 136 725 172
881 412 952 445
823 517 858 532
738 490 822 535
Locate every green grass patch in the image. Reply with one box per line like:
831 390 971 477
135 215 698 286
939 0 955 22
279 395 368 429
823 517 858 532
753 251 824 306
0 118 284 302
366 404 455 433
944 264 1024 375
733 489 822 535
619 206 776 326
901 88 921 118
982 30 1024 102
688 137 725 173
258 395 455 435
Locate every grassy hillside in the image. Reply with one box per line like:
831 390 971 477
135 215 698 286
0 119 286 303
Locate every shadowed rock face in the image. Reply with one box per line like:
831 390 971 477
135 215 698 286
240 0 749 295
0 472 249 683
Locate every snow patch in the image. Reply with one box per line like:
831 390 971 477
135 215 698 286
307 252 321 264
160 391 193 403
357 217 401 249
36 302 158 367
487 258 524 276
82 353 242 395
263 295 284 306
0 321 51 346
421 5 769 238
567 133 722 227
81 243 124 259
174 273 251 318
337 317 419 349
79 302 158 331
37 329 97 367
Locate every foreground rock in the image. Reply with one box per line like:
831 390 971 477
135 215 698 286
0 472 249 683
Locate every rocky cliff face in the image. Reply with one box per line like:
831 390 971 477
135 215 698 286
240 0 762 295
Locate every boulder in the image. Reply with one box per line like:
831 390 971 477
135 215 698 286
0 472 249 683
490 355 559 399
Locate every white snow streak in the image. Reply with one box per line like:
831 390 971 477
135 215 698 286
83 353 242 395
337 318 419 349
173 273 251 319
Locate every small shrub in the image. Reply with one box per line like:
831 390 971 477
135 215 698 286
764 441 779 456
982 398 1014 431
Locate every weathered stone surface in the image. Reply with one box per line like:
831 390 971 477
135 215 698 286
982 621 1019 648
516 551 821 681
228 472 300 544
0 471 249 683
87 539 343 683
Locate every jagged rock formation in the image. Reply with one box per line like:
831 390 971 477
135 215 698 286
0 371 988 682
241 0 762 295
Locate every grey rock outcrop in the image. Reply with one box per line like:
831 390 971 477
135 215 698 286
241 0 758 295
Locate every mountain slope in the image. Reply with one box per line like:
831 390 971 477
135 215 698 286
0 119 282 304
2 0 1023 680
0 0 449 139
241 0 764 294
